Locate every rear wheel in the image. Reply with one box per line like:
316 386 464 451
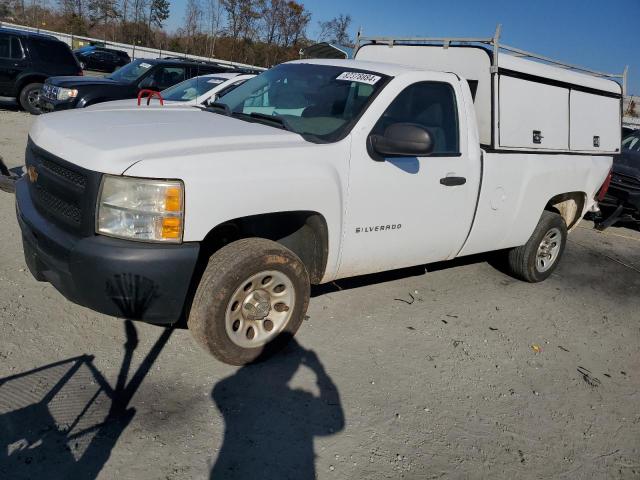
506 211 567 283
19 82 44 115
188 238 310 365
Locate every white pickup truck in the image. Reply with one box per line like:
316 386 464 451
13 34 622 364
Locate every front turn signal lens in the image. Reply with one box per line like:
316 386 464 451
162 217 182 239
165 186 182 212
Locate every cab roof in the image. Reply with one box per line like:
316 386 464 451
0 27 59 42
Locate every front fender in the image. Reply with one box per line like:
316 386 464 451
15 72 48 95
124 139 350 281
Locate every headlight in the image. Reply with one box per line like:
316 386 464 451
97 175 184 243
57 87 78 101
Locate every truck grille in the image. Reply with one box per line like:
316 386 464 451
25 139 102 235
41 83 60 101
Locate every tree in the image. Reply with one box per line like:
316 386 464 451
146 0 168 45
88 0 120 40
221 0 259 61
183 0 203 53
260 0 283 45
278 1 309 48
318 13 352 46
205 0 223 56
148 0 169 29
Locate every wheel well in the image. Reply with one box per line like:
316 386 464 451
199 211 329 284
16 75 46 94
545 192 586 230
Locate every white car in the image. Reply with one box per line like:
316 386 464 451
15 35 621 365
88 72 255 109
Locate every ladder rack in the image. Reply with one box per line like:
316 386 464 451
354 24 629 95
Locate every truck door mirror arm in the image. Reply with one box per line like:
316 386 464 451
368 123 434 161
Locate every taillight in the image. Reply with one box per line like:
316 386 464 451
78 70 84 76
597 170 613 201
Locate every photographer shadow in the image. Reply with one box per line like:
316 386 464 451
211 338 344 480
0 320 172 480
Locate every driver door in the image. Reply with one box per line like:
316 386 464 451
337 79 481 278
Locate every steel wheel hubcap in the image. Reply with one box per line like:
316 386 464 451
536 227 562 273
225 270 295 348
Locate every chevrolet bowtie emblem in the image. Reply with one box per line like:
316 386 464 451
27 166 38 183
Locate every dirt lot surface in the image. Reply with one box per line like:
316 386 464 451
1 108 639 479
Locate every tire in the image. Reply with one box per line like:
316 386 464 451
506 211 567 283
19 82 44 115
188 238 310 365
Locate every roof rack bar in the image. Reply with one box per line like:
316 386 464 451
354 24 626 82
357 36 494 45
498 43 624 79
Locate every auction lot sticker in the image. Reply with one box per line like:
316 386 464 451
336 72 381 85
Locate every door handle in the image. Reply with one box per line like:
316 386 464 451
440 176 466 186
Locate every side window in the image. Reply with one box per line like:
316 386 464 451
153 67 186 89
372 82 460 154
0 35 21 59
0 35 10 59
11 37 23 59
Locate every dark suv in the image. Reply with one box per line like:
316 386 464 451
0 28 82 114
40 58 236 112
597 129 640 229
74 46 131 72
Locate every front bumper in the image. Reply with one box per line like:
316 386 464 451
16 178 200 324
39 96 77 113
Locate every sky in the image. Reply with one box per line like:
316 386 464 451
165 0 639 95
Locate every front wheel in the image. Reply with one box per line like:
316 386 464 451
188 238 310 365
19 82 44 115
506 211 567 283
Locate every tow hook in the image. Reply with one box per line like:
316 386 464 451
595 203 624 231
0 155 22 194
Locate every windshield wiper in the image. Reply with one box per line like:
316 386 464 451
205 102 232 116
247 112 292 131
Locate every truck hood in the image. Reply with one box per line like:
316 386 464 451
47 75 127 88
30 107 307 175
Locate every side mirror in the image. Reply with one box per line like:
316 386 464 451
138 77 157 90
369 123 434 160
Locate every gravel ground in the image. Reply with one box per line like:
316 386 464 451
1 107 639 480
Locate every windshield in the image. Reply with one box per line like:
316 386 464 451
161 76 228 101
215 64 389 142
107 59 154 83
